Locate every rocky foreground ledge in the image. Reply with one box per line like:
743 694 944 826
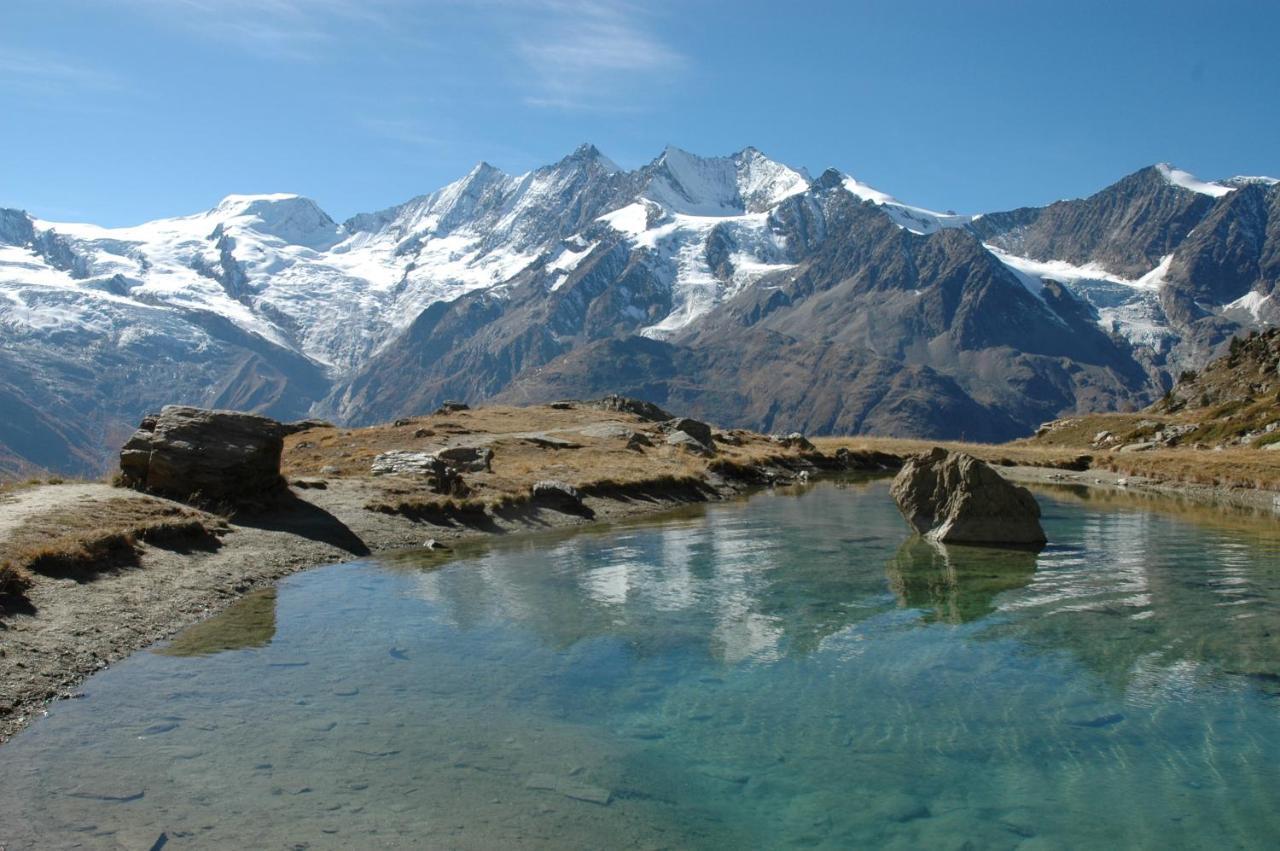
0 398 898 743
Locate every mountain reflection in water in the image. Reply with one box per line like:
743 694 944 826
3 480 1280 849
886 537 1038 624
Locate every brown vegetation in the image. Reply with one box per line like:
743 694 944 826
816 436 1090 470
283 403 828 521
0 497 225 593
821 432 1280 492
1093 448 1280 491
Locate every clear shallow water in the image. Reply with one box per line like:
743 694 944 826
4 480 1280 849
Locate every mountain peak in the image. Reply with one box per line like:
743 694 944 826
214 192 304 212
210 193 340 248
642 145 808 215
554 142 620 174
467 161 507 180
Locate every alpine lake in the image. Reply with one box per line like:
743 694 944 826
3 477 1280 849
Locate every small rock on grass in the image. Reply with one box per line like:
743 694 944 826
531 480 586 512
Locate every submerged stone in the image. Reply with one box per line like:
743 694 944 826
525 773 612 805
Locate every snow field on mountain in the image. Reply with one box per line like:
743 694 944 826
3 146 1274 400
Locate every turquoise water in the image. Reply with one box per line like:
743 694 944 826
3 480 1280 849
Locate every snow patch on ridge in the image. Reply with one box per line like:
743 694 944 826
986 246 1136 288
1225 290 1272 321
985 246 1171 292
1155 163 1234 198
841 176 973 234
547 241 596 291
986 246 1177 347
598 202 652 237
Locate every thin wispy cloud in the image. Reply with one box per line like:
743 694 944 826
0 47 130 97
121 0 397 59
108 0 684 107
507 0 687 110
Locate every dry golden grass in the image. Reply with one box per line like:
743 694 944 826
284 400 1280 518
283 404 823 518
0 497 226 588
0 560 32 595
1012 413 1176 449
821 433 1280 491
814 436 1091 469
1094 448 1280 491
0 476 72 497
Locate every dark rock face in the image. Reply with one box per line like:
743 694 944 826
890 448 1046 547
972 166 1215 279
1159 183 1280 359
0 209 36 247
119 406 287 503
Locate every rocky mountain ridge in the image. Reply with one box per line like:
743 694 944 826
1 145 1276 474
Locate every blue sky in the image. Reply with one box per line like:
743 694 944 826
2 0 1277 225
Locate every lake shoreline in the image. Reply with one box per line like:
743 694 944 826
0 448 849 745
1003 463 1280 515
5 432 1280 746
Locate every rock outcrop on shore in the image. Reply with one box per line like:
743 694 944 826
891 448 1046 547
119 406 287 504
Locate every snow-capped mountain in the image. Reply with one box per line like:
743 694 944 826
1 145 1277 474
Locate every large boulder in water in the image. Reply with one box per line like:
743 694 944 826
890 448 1046 547
119 406 286 504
